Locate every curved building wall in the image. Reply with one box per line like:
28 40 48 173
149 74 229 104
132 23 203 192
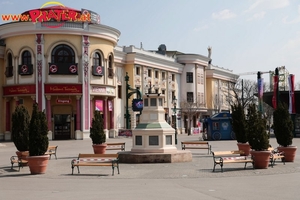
0 7 121 141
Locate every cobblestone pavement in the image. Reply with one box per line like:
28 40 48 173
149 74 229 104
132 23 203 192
0 135 299 200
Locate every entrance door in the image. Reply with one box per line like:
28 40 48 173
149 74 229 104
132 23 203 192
54 114 71 140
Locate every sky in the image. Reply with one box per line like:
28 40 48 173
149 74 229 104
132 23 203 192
0 0 299 83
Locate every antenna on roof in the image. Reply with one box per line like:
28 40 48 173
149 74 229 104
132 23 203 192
140 42 143 49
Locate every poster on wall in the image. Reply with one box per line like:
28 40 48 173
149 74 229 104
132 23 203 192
95 100 103 111
108 100 113 111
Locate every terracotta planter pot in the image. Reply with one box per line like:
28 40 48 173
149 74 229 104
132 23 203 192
278 146 297 162
92 144 107 154
250 150 271 169
237 143 251 156
27 155 50 174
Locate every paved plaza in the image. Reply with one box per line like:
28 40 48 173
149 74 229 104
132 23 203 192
0 134 300 200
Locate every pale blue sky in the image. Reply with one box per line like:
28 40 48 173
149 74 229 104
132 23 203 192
0 0 299 83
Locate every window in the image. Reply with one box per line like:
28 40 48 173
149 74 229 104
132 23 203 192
155 89 159 94
108 54 113 78
92 52 103 76
150 98 156 106
172 74 175 81
162 71 166 80
187 92 194 102
158 98 162 106
172 91 175 100
136 66 140 75
19 51 33 75
5 53 13 77
186 72 193 83
51 44 75 63
148 69 152 77
49 45 77 74
166 135 172 145
8 53 12 67
118 85 122 99
201 93 204 104
155 71 159 79
162 90 165 95
144 99 148 106
22 51 32 65
93 52 102 66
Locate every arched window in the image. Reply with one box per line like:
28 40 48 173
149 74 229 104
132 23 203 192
92 52 103 76
49 44 77 75
8 53 12 67
22 50 32 65
93 52 102 66
108 54 114 78
19 50 33 75
5 53 13 77
51 44 75 63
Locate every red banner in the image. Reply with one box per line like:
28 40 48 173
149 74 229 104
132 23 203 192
288 74 296 114
272 75 278 109
3 84 36 96
44 84 82 94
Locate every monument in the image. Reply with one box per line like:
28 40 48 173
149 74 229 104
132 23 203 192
118 85 192 163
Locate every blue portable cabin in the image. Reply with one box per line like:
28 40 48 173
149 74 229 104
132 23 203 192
206 112 234 140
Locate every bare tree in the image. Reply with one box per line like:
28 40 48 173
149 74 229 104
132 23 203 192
180 99 202 135
223 78 257 109
263 102 274 134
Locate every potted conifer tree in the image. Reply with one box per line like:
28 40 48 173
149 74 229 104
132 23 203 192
90 110 107 154
231 103 250 156
11 105 30 160
247 104 270 169
27 103 50 174
273 102 297 162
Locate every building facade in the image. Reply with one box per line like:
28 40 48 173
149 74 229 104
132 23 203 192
0 5 238 141
0 6 120 140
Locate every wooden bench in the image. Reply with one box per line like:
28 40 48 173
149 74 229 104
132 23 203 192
106 142 125 151
10 151 29 171
71 154 120 176
269 147 285 167
45 145 58 160
212 150 253 172
181 141 211 154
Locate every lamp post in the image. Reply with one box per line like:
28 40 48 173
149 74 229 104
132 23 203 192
172 96 178 145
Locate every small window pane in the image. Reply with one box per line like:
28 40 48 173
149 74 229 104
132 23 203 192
166 135 172 145
186 72 193 83
158 98 162 106
149 136 159 145
150 98 156 106
144 98 148 106
136 136 142 145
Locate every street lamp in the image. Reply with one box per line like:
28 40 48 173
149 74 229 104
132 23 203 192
172 96 178 145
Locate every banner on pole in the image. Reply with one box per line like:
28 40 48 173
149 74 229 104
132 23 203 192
288 74 295 114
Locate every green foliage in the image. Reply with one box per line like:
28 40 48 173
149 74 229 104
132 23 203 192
11 105 30 151
246 104 269 151
29 103 49 156
90 110 106 144
231 103 247 143
273 102 293 147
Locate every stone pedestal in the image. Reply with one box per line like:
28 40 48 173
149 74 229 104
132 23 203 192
131 94 177 153
119 93 192 163
75 130 83 140
4 131 11 141
47 131 53 141
109 129 117 138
